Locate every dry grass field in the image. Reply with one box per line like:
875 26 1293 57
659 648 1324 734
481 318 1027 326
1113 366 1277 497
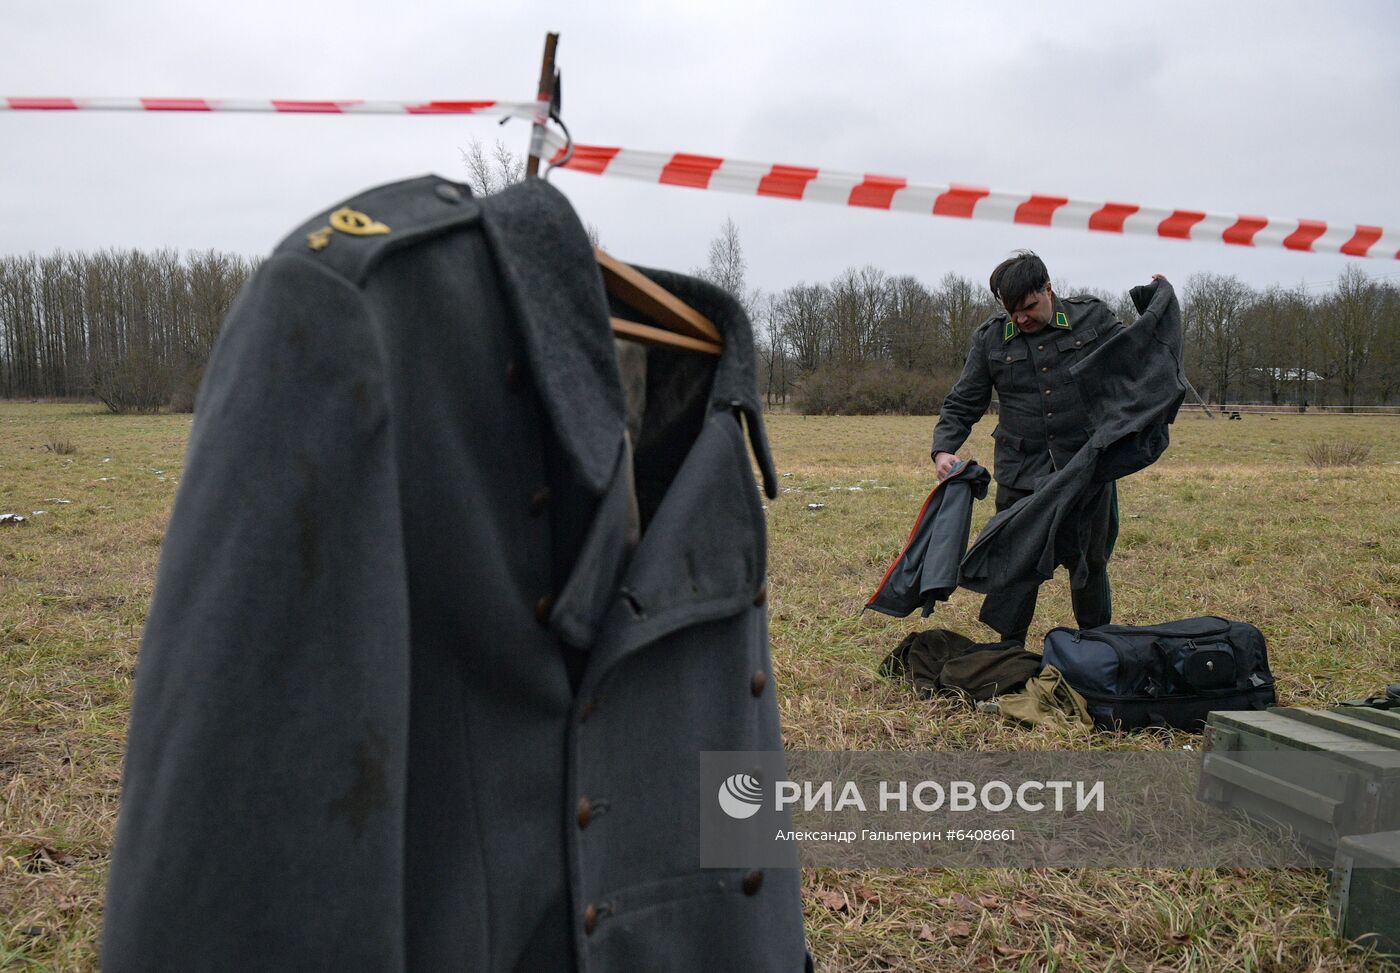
2 403 1398 971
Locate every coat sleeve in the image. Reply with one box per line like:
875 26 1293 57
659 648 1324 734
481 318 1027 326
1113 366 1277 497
931 323 994 459
102 253 411 972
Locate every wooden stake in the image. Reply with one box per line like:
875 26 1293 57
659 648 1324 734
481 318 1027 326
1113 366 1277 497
526 32 559 178
1184 376 1215 417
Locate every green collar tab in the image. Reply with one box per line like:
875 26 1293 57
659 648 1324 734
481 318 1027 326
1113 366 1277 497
1004 308 1070 342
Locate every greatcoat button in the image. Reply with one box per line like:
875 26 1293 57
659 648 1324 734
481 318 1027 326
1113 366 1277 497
753 585 768 607
1048 434 1056 441
751 671 767 696
1044 389 1052 395
1041 366 1048 373
529 486 551 516
742 870 764 895
435 183 463 203
1047 411 1055 418
583 903 598 934
535 595 554 625
1038 344 1045 351
577 796 593 829
1075 340 1082 346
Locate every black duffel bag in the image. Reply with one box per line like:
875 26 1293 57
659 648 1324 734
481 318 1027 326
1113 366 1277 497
1041 616 1276 731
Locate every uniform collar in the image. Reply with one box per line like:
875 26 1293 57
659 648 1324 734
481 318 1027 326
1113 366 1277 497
622 265 778 499
475 179 626 496
1003 297 1072 342
476 178 777 499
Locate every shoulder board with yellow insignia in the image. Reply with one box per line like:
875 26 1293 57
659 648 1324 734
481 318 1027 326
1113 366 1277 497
276 175 479 285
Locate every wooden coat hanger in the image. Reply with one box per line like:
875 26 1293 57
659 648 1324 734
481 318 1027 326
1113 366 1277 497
528 32 723 357
595 249 723 356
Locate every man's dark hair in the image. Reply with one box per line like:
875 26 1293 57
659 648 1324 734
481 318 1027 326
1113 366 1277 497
989 250 1050 314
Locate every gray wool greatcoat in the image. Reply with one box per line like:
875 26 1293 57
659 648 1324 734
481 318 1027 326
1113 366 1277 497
101 176 810 972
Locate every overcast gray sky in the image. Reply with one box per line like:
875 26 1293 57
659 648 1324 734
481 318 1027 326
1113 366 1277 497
4 1 1399 299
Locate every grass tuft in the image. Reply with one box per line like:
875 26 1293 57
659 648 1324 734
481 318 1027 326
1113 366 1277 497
41 434 78 455
1305 440 1373 468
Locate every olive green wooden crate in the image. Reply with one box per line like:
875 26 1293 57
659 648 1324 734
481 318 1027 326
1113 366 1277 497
1330 830 1400 963
1197 708 1400 855
1333 706 1400 734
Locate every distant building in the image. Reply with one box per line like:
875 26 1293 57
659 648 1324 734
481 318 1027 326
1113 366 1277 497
1253 367 1327 383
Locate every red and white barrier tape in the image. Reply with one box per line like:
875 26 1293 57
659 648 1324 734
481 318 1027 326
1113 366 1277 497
7 96 1394 259
546 138 1400 261
2 97 543 119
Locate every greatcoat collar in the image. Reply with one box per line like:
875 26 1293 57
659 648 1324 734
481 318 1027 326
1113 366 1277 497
476 178 777 500
476 179 777 660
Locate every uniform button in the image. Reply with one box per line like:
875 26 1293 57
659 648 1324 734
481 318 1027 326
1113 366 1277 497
1004 354 1012 361
577 796 593 829
529 486 551 516
751 671 768 696
1075 340 1082 346
1037 344 1045 351
535 594 554 625
1048 434 1056 441
753 585 768 607
1040 366 1048 373
742 870 764 896
1047 411 1055 418
435 183 463 204
1044 389 1052 395
583 903 598 935
505 359 524 389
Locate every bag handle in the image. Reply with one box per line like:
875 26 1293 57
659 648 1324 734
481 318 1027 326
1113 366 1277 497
1150 640 1196 694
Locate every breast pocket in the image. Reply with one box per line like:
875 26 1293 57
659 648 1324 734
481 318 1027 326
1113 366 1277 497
1055 325 1100 356
987 344 1031 393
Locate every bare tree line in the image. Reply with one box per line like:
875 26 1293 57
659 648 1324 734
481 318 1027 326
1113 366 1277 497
695 220 1400 413
0 141 579 413
1179 268 1400 411
0 249 257 411
2 214 1395 415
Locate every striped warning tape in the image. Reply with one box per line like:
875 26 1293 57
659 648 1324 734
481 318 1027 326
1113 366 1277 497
1 97 543 118
547 138 1399 261
6 96 1393 259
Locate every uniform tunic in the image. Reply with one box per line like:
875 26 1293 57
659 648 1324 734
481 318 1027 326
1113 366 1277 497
933 295 1123 489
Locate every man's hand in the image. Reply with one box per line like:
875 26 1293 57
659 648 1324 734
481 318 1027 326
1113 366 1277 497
934 451 962 481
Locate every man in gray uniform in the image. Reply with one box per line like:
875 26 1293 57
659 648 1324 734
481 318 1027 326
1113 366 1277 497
932 251 1134 644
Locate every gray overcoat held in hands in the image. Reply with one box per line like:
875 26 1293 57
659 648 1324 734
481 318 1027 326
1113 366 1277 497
102 177 810 972
865 460 991 618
